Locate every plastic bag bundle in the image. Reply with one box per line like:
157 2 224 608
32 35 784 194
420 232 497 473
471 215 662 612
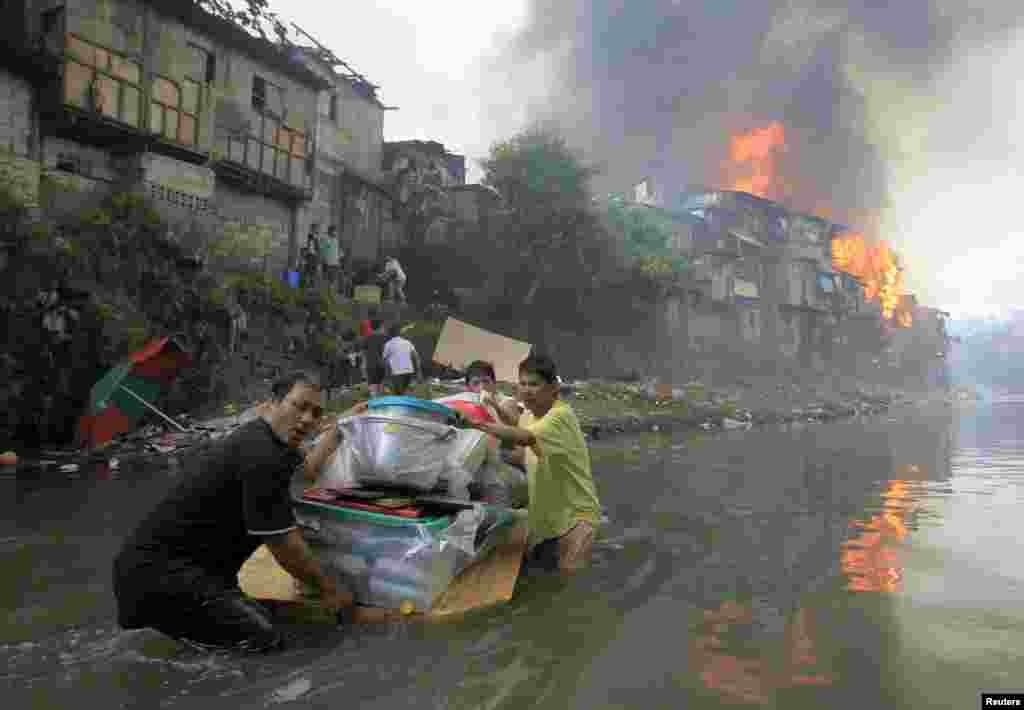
296 500 525 611
338 414 455 492
323 414 490 497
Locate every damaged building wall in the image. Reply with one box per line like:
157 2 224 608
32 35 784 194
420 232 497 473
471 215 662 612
212 181 292 271
19 0 326 268
319 77 384 181
300 48 394 267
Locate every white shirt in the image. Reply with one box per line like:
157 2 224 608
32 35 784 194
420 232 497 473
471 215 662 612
382 336 417 375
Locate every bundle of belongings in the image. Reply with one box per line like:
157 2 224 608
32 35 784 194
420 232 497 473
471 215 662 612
300 396 527 612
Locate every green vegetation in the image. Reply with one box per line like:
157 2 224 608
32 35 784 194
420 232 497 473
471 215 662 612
481 125 613 311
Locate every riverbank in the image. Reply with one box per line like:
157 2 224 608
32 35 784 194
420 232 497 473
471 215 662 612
1 368 934 470
307 373 907 440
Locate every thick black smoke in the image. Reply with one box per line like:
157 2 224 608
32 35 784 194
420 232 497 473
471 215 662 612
486 0 1024 221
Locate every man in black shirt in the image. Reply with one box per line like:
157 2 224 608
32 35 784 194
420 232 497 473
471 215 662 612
113 371 367 652
362 319 389 397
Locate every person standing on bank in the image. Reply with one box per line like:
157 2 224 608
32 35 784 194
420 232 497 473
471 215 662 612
381 256 407 304
112 372 368 652
362 319 389 397
302 224 321 289
470 354 602 574
320 225 342 293
382 323 420 396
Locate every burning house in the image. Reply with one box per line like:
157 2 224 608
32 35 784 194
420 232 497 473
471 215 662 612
681 190 777 367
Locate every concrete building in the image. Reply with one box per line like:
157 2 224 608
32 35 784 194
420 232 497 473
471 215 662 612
3 0 336 271
296 45 398 264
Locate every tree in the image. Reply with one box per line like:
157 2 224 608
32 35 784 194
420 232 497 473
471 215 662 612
480 126 604 310
595 193 690 296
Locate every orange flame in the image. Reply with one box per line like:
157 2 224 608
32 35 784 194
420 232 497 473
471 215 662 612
831 232 907 322
725 122 787 199
721 121 912 325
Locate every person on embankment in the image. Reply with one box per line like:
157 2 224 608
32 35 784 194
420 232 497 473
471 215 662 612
471 354 602 574
112 371 367 652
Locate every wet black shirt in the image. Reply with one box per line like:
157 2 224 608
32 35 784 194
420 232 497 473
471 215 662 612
115 418 302 590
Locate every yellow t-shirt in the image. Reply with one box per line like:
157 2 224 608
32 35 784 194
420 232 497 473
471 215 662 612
520 400 602 546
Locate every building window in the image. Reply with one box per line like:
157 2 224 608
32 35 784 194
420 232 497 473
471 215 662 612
252 75 266 110
150 74 200 145
40 5 66 52
252 75 284 116
63 33 142 127
189 43 215 84
272 125 307 181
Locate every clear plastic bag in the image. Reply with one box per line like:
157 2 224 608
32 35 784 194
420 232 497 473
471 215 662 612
338 414 455 491
330 414 489 497
318 441 359 490
296 501 525 611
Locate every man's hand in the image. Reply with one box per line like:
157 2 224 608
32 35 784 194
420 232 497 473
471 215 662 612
345 401 369 417
317 416 339 436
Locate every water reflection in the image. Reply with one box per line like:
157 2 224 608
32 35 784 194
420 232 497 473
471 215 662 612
841 479 913 593
688 601 834 706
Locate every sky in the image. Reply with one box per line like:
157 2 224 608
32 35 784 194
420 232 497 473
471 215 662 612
277 0 1022 320
284 0 530 181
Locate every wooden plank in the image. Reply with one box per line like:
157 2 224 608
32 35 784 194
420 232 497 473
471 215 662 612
238 520 528 625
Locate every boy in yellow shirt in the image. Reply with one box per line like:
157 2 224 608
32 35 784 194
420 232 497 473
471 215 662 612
473 354 602 573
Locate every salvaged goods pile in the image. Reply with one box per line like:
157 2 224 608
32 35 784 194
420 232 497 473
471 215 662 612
240 396 529 621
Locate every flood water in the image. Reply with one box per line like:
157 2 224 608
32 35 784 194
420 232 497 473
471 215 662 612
3 396 1023 709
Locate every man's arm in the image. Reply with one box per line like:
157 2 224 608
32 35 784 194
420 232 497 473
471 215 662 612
301 402 368 482
262 529 352 612
474 420 536 448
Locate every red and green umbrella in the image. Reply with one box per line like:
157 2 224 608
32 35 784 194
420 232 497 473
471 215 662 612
78 337 193 448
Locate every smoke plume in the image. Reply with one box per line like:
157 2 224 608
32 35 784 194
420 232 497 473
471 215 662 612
481 0 1024 311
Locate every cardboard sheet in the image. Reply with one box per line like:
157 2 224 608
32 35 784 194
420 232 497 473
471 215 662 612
432 318 532 384
353 285 382 304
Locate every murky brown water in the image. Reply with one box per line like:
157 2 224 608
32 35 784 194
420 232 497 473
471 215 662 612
2 397 1022 709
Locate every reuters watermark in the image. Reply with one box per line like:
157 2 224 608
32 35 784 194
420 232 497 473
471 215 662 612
982 693 1024 708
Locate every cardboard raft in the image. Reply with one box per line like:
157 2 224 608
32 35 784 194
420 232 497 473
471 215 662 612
238 520 528 624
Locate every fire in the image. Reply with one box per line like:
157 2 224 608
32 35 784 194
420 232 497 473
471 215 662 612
721 121 913 325
724 122 787 199
830 231 907 322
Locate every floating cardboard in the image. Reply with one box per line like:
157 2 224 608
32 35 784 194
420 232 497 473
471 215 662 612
432 318 532 384
353 285 382 304
237 519 527 624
